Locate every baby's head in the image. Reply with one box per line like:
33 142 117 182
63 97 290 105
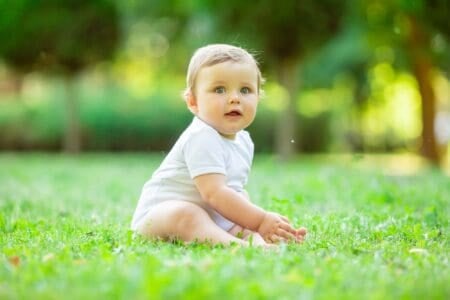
184 44 264 97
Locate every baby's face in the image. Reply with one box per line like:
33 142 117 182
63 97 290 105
191 61 259 139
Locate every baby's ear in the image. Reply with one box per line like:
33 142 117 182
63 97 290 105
185 90 198 114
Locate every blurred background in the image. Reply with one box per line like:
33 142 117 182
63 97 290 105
0 0 448 169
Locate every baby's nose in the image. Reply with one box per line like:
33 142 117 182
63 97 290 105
229 93 240 104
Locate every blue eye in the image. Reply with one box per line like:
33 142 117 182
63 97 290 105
215 87 226 94
241 87 251 94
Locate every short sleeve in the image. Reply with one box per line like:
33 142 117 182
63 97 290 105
183 129 227 178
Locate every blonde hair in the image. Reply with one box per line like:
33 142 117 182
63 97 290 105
184 44 264 97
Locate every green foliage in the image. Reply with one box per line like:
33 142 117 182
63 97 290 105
0 99 63 150
1 154 449 299
197 0 346 64
398 0 449 36
247 107 277 153
0 89 194 151
360 0 449 67
80 89 192 151
297 112 333 152
301 24 371 89
0 0 120 74
0 0 448 157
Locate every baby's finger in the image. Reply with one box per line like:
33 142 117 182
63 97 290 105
297 227 307 236
262 233 274 244
294 229 308 243
268 234 282 244
277 228 296 241
279 215 290 223
279 222 297 235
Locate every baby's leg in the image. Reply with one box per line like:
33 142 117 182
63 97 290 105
136 200 248 246
228 225 271 248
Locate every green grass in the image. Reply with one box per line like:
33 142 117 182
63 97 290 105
1 153 449 299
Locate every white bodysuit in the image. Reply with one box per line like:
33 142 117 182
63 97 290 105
131 116 254 231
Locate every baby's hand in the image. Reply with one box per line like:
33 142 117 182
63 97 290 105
279 214 308 243
294 227 308 243
257 212 299 243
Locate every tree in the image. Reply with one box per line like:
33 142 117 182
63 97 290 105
403 0 449 165
361 0 449 165
0 0 120 152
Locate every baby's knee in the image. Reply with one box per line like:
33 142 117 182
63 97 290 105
134 201 206 240
172 202 207 232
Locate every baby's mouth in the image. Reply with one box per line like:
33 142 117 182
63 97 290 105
225 110 242 116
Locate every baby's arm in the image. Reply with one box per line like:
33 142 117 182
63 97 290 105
194 174 298 242
242 189 250 201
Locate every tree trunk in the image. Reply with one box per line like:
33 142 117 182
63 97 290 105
275 59 299 160
407 16 441 165
63 76 81 153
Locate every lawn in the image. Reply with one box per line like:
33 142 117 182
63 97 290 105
0 153 449 299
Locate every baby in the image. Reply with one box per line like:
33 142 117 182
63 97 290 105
131 44 307 248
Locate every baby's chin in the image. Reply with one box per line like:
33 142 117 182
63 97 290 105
220 126 247 136
219 131 237 139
